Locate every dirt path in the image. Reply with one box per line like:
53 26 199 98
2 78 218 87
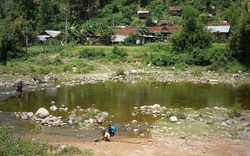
21 133 250 156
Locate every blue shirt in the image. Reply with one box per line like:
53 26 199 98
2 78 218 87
107 126 116 134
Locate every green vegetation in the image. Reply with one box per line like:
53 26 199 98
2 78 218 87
0 123 49 155
0 123 93 156
170 5 212 52
0 43 247 80
228 98 242 118
0 0 249 70
31 123 42 133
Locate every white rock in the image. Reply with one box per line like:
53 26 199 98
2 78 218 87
170 116 178 122
50 105 57 111
27 112 34 118
131 120 137 124
221 122 228 126
34 108 50 118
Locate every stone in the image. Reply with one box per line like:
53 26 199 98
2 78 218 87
221 122 228 126
131 120 137 124
50 105 57 111
27 112 34 118
34 108 50 118
170 116 178 122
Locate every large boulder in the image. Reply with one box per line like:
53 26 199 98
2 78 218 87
34 108 50 118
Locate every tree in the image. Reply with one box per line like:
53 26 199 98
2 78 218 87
146 0 168 20
99 23 114 45
124 33 137 45
68 21 87 45
154 34 166 42
18 0 38 20
222 3 241 29
122 5 136 22
170 6 212 53
145 17 156 27
38 0 62 30
0 22 25 63
137 26 149 45
229 0 250 65
0 0 5 18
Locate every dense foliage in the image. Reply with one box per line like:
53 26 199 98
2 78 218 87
0 0 249 69
229 0 250 65
170 6 212 53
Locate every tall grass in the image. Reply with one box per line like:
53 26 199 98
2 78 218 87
0 123 93 156
0 123 49 155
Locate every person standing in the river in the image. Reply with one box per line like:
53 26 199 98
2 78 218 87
16 81 23 93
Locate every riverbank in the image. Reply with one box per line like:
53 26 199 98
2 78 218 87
1 62 250 155
0 64 249 100
16 105 250 156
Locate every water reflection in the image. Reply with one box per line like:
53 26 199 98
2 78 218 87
0 82 250 124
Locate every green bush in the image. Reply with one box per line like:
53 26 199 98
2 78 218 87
188 48 212 66
31 123 42 133
208 48 233 71
109 45 127 60
0 123 49 155
145 52 189 67
143 43 172 53
79 48 106 60
228 99 242 118
55 146 85 156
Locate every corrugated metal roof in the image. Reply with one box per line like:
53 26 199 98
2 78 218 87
115 27 138 36
137 11 149 14
111 35 127 42
206 26 230 33
44 30 61 37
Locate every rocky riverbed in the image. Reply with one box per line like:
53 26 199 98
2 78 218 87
1 66 250 156
0 66 249 100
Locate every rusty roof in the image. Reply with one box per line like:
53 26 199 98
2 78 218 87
115 27 138 36
159 20 174 25
169 7 181 11
114 26 180 36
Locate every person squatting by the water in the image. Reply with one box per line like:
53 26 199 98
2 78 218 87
107 124 117 137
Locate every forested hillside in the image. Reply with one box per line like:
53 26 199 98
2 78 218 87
0 0 249 67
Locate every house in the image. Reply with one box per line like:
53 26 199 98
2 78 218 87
37 30 61 42
111 26 180 44
137 11 149 19
111 27 138 44
159 20 174 26
144 26 180 42
206 22 231 42
85 31 101 45
169 7 181 16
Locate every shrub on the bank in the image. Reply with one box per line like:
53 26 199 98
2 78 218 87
0 123 92 156
109 45 127 61
31 123 42 133
0 123 49 155
79 48 106 60
143 43 172 53
56 146 85 156
228 99 242 118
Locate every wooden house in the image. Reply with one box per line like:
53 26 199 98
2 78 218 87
206 22 231 42
169 7 181 16
137 11 149 19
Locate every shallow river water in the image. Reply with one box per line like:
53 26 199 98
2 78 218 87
0 81 250 138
